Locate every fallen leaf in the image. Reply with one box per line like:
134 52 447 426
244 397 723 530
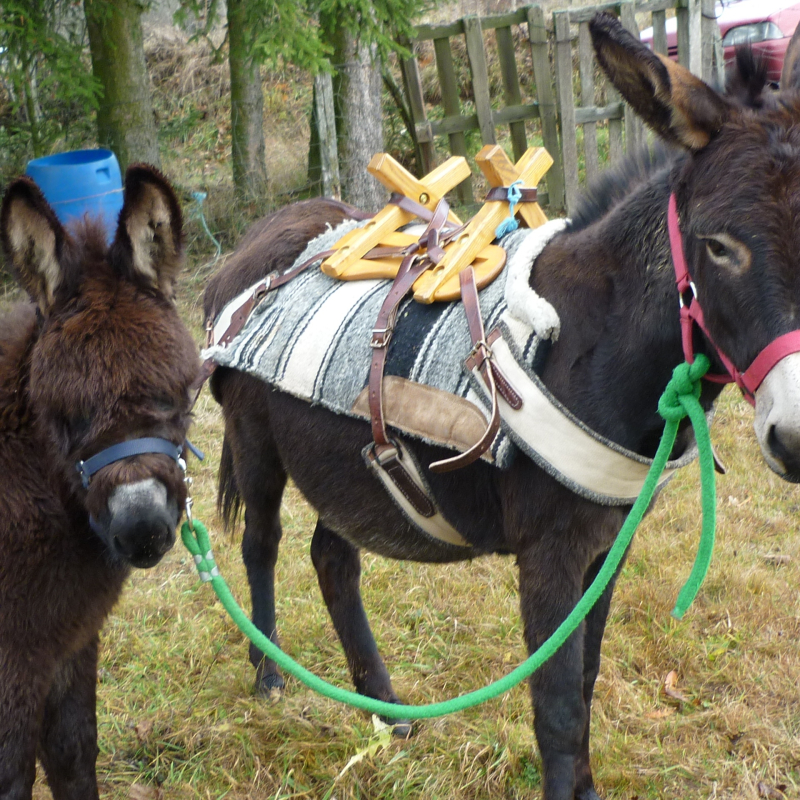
663 670 690 704
762 553 791 565
757 781 786 798
644 708 676 719
336 715 393 779
134 720 153 744
129 785 162 800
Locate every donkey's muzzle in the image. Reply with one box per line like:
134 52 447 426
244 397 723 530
754 352 800 482
101 477 179 568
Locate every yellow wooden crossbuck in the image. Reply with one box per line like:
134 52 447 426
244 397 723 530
320 144 553 303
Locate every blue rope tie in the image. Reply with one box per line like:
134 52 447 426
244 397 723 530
192 191 222 262
495 179 524 239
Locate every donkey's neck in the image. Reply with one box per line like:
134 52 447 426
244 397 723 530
533 171 720 459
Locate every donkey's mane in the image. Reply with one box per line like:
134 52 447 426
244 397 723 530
565 142 676 233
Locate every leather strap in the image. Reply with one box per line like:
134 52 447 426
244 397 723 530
485 186 538 203
428 267 503 473
369 199 452 452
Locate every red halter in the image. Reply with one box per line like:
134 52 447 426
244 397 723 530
667 193 800 406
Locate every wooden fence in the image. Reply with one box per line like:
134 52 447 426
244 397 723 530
400 0 723 214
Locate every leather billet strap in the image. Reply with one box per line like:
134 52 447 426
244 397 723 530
485 186 538 204
427 267 521 473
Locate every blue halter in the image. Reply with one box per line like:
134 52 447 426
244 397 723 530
76 437 204 489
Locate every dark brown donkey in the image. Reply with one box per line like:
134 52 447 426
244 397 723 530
0 166 198 799
203 15 800 800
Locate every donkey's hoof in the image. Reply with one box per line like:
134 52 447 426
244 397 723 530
380 716 413 739
254 673 285 700
576 788 602 800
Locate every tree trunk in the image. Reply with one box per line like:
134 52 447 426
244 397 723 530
331 25 385 212
228 0 267 200
84 0 159 171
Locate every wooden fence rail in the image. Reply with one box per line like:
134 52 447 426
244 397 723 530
400 0 723 214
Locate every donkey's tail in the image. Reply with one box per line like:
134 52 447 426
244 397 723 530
218 435 243 532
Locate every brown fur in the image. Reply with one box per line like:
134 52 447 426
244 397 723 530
0 166 199 799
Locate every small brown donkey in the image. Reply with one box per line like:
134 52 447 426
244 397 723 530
0 166 199 799
205 14 800 800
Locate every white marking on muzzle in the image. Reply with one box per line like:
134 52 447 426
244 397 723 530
754 352 800 475
108 477 169 518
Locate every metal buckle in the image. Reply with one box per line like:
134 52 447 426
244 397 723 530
469 339 493 362
185 496 195 532
254 275 271 300
371 327 393 348
678 280 697 309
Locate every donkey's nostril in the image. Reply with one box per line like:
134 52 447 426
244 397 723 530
767 424 800 482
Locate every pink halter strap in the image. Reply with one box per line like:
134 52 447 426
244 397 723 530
667 193 800 406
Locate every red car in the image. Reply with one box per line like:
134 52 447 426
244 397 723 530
640 0 800 85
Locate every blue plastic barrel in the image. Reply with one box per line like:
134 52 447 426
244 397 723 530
25 149 123 241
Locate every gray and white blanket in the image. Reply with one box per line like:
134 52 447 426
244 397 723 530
204 218 568 469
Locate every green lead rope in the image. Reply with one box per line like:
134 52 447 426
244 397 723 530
181 355 714 719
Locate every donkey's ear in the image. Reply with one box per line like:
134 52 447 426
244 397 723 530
0 177 67 314
590 11 730 150
780 24 800 91
111 164 183 299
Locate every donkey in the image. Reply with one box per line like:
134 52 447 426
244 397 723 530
203 15 800 800
0 165 199 799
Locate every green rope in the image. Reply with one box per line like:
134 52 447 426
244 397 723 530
181 355 714 720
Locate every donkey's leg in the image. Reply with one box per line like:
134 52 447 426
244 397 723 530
310 521 412 737
222 394 289 696
573 551 622 800
0 656 52 800
239 458 288 696
38 639 100 800
518 543 592 800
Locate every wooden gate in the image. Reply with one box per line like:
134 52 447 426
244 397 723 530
400 0 723 214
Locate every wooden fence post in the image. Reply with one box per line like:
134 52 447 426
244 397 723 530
400 55 435 175
619 1 644 152
463 16 497 147
553 9 580 214
314 71 341 199
496 22 527 162
578 21 599 185
433 31 475 205
527 5 564 211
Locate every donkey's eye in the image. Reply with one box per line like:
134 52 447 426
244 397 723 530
699 233 751 274
706 239 729 258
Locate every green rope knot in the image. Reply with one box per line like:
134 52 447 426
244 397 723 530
181 520 219 582
658 355 710 422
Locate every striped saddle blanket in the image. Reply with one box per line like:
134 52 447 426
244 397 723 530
203 218 568 469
